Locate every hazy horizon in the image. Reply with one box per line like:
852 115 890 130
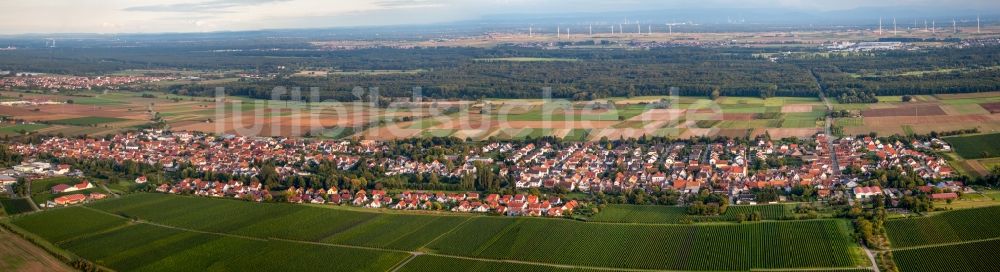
1 0 999 35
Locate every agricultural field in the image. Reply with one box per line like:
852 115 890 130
61 224 408 272
589 204 689 223
0 198 35 215
0 123 49 135
425 217 863 270
17 89 988 141
48 116 127 126
86 193 469 250
397 255 607 272
892 238 1000 272
0 90 838 140
0 228 74 272
944 133 1000 159
836 93 1000 137
10 206 128 243
885 206 1000 248
11 193 868 271
886 206 1000 271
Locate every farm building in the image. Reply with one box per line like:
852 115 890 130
0 174 16 186
54 194 87 205
853 186 883 199
930 193 959 201
51 181 93 194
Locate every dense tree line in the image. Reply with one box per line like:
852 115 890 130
808 47 1000 97
686 189 730 215
4 44 998 101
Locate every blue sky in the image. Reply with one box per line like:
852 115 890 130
0 0 996 34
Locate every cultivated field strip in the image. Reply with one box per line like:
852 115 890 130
425 215 863 270
397 255 615 272
88 193 468 251
892 238 1000 272
14 194 867 271
58 223 409 271
885 206 1000 248
9 206 128 243
588 204 689 223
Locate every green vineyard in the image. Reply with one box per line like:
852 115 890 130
397 255 611 272
893 238 1000 272
0 198 35 215
8 193 868 271
589 204 689 223
60 223 409 271
885 206 1000 248
8 206 128 243
425 214 863 270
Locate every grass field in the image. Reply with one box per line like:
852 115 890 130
10 193 868 271
29 176 75 193
835 118 864 127
0 124 49 134
563 128 590 141
979 158 1000 171
49 116 128 126
944 133 1000 159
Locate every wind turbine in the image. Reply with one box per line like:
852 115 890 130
893 17 897 35
667 23 674 35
